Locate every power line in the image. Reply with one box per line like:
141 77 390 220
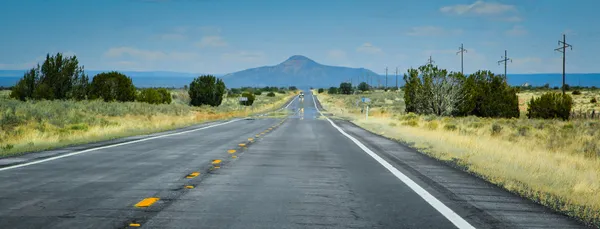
385 67 388 89
457 43 467 75
554 34 573 95
497 50 511 78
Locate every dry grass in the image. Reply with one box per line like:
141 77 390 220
317 90 600 227
518 89 600 113
0 91 294 157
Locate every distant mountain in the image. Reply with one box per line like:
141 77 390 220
220 55 380 88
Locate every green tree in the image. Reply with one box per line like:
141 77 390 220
358 82 369 92
10 53 88 101
462 70 519 118
289 86 298 91
317 88 324 94
527 92 573 120
137 88 162 104
240 91 255 106
188 75 226 106
254 90 262 95
339 82 353 95
403 68 421 113
157 88 172 104
267 92 276 97
328 87 338 94
89 71 136 102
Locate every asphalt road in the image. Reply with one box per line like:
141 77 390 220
0 91 589 229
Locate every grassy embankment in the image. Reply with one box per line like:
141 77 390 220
315 89 600 227
0 90 294 157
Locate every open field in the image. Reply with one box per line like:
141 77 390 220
518 89 600 113
0 91 295 157
0 90 10 98
315 89 600 227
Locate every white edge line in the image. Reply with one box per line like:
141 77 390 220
283 95 297 109
311 94 475 229
0 119 242 172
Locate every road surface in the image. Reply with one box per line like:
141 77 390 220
0 91 588 229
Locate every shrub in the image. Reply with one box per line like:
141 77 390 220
426 121 439 130
458 70 519 118
288 86 298 91
572 90 582 95
527 92 573 120
277 90 286 94
403 64 465 116
328 87 338 94
266 92 276 97
358 82 369 92
339 82 353 94
317 88 324 94
240 91 255 106
254 90 262 95
517 126 530 136
188 75 226 107
89 71 136 102
491 123 503 135
444 124 457 131
137 88 171 104
402 120 419 127
11 53 89 101
591 97 597 103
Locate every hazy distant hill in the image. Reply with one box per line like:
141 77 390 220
220 55 380 88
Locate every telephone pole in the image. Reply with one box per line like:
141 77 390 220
385 67 388 89
395 67 398 90
457 43 467 75
497 50 511 78
427 56 435 65
555 34 573 95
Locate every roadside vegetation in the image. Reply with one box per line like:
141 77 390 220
0 53 296 157
316 64 600 227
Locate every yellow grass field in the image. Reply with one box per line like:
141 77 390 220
0 91 295 157
315 90 600 227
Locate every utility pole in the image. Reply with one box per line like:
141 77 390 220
457 43 467 75
497 50 511 78
427 56 435 65
385 67 388 89
555 34 572 95
395 67 398 89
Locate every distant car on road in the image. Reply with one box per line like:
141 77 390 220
299 92 304 99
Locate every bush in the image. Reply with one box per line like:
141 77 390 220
240 91 255 106
458 70 519 118
402 120 419 127
591 97 597 103
328 87 338 94
339 82 353 95
137 88 171 104
188 75 226 107
491 123 503 135
572 90 582 95
288 86 298 91
277 90 286 94
254 90 262 95
11 53 89 101
403 65 465 116
266 92 276 97
426 121 439 130
444 124 457 131
89 71 136 102
317 88 324 94
527 92 573 120
358 82 369 92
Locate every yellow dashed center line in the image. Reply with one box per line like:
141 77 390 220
232 155 237 158
239 143 246 147
212 159 222 164
185 185 194 189
134 197 159 208
248 138 254 141
255 134 260 137
129 223 141 227
186 172 200 178
228 149 237 154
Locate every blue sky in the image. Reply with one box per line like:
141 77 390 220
1 0 599 74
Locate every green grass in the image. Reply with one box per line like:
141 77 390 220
0 90 10 99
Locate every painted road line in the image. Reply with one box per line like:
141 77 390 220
248 138 254 141
134 197 159 208
212 159 222 165
185 185 194 189
311 95 475 229
255 134 260 137
232 155 237 158
228 149 237 154
239 143 246 147
186 172 200 178
129 223 141 227
0 119 242 172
